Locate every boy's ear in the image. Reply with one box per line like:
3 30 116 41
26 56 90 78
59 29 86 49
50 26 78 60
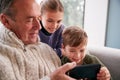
61 43 66 56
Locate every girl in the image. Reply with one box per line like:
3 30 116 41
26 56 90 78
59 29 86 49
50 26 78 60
39 0 65 58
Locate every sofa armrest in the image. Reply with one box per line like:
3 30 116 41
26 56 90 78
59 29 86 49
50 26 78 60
87 46 120 80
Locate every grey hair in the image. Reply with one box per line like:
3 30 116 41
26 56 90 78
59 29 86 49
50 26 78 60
0 0 16 18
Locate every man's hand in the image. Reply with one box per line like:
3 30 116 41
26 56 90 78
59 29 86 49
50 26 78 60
50 62 76 80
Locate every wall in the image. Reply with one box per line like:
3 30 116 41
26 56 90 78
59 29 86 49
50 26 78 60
84 0 109 47
105 0 120 49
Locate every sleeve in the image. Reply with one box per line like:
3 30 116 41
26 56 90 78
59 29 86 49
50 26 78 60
54 48 62 58
88 55 113 80
91 55 105 67
84 54 105 67
54 25 65 58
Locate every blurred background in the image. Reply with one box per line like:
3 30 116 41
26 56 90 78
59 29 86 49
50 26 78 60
36 0 120 49
61 0 120 49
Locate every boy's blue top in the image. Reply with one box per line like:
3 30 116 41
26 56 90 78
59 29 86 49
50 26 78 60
39 21 65 58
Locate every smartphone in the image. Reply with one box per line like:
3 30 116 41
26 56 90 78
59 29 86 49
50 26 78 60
69 64 101 80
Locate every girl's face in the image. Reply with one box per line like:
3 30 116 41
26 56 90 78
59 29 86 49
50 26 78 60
63 44 87 64
41 11 64 33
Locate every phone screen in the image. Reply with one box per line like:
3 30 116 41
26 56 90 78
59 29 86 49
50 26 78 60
69 64 101 80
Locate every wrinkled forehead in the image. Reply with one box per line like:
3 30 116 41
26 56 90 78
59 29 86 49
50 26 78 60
15 0 39 6
13 0 40 15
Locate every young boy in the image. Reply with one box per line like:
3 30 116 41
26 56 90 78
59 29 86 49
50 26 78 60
61 26 111 80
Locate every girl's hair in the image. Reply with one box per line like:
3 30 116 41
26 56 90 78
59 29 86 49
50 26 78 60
62 26 88 47
40 0 64 15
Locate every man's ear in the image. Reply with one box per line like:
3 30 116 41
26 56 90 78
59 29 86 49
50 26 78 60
0 14 11 28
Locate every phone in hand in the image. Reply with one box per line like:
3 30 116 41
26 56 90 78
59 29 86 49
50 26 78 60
68 64 101 80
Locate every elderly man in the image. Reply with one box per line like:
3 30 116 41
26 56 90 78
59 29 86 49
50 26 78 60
0 0 76 80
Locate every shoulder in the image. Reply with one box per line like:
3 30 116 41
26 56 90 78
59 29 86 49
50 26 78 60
83 54 104 66
84 50 100 61
39 42 57 55
53 24 65 36
39 42 61 64
56 24 65 32
61 56 71 65
60 24 65 29
39 42 51 49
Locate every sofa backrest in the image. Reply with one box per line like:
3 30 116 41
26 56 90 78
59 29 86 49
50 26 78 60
88 46 120 80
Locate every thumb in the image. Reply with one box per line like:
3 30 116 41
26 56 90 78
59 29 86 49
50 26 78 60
60 62 76 73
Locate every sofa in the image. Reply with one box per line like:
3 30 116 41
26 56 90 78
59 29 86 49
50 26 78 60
88 46 120 80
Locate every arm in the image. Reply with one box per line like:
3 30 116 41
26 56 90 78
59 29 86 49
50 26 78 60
91 55 111 80
54 48 62 58
54 25 65 58
0 55 77 80
84 54 112 80
39 62 77 80
49 62 76 80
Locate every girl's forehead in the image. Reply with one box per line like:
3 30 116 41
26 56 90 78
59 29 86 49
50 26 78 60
42 11 63 19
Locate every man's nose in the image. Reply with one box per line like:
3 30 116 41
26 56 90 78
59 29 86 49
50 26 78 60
33 18 41 30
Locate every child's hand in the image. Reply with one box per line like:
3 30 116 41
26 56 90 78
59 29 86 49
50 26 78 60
97 67 111 80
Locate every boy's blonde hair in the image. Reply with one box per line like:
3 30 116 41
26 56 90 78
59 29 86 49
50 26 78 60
62 26 88 47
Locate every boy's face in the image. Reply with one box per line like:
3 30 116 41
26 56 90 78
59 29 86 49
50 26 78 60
63 44 87 64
